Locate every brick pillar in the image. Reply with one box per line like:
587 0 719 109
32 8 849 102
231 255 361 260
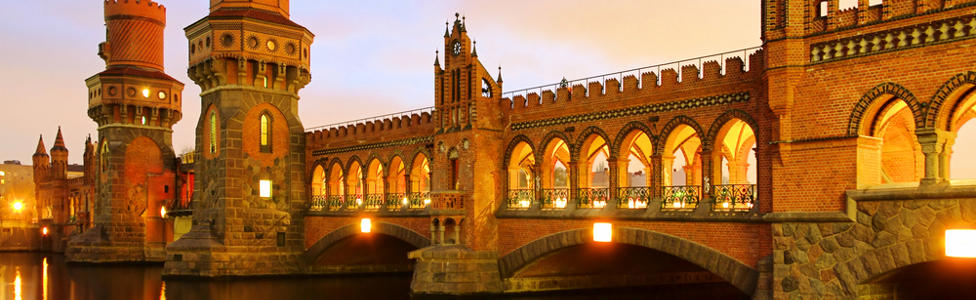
607 157 619 201
567 160 580 206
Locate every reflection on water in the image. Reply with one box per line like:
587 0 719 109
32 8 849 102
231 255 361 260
0 252 411 300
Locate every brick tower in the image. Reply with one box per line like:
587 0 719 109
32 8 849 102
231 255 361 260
164 0 313 276
67 0 184 263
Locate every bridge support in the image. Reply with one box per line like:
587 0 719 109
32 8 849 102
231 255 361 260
408 246 503 295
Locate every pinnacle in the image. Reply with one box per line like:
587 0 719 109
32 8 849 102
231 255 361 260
497 66 503 83
34 135 47 156
434 50 440 67
52 126 68 152
472 40 478 56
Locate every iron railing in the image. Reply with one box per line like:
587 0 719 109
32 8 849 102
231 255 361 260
305 106 435 133
661 185 701 211
712 184 756 212
363 193 384 211
577 187 610 209
310 195 327 211
540 188 570 209
502 46 762 101
617 187 651 209
385 193 406 210
408 192 431 209
507 188 534 209
326 195 344 211
345 194 363 210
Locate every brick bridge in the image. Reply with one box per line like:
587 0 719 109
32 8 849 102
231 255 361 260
298 1 976 298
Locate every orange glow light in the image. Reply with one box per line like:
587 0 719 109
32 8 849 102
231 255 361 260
160 206 167 218
593 222 612 242
946 229 976 258
41 226 49 236
12 201 24 212
360 218 372 233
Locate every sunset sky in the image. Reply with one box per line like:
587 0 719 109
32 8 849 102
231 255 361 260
0 0 763 164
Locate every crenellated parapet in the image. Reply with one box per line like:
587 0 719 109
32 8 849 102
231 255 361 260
306 111 436 150
498 49 763 121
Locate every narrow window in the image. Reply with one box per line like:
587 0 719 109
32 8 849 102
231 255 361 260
209 112 217 154
260 179 272 198
260 113 272 153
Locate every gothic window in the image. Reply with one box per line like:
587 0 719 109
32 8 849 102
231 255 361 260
481 78 492 98
209 112 217 154
260 113 272 153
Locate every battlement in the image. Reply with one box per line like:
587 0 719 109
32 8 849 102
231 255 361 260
808 0 976 33
104 0 166 24
305 108 435 149
499 47 763 114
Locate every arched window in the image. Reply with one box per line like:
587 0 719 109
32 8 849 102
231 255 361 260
541 137 570 209
578 134 610 208
662 124 703 210
209 111 217 154
259 113 272 153
711 118 757 212
617 129 654 209
506 141 535 209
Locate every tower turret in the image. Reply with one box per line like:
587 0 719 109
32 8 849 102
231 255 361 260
50 127 68 180
210 0 290 17
32 135 50 184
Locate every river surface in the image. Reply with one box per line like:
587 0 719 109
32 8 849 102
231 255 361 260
0 252 741 299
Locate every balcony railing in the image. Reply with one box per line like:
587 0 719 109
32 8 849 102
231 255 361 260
385 193 406 210
364 193 384 211
661 185 701 211
310 195 327 211
711 184 756 212
345 194 363 210
540 188 570 210
507 188 534 209
617 187 651 209
577 187 610 209
326 195 344 211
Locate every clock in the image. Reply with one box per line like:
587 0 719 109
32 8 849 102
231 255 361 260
451 41 462 56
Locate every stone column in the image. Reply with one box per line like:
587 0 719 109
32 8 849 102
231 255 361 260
917 128 950 185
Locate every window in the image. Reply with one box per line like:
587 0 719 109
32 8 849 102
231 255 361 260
209 112 217 154
259 179 272 198
260 113 272 153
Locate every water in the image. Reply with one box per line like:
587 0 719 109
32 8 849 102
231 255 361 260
0 252 745 299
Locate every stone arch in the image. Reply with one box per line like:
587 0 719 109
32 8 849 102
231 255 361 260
303 221 431 264
503 135 536 170
611 120 656 152
573 126 614 160
307 158 329 182
406 146 432 173
705 109 760 152
539 130 574 155
656 115 706 155
925 71 976 130
847 82 923 136
345 155 364 175
325 157 344 174
497 227 758 295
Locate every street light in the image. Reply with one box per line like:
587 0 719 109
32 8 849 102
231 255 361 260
12 201 23 212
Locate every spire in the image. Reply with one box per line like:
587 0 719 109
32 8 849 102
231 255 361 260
497 66 503 83
444 21 449 37
461 15 467 32
34 135 48 157
52 126 67 152
434 50 440 67
471 40 478 57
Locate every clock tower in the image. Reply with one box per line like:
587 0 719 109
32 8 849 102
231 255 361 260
164 0 313 276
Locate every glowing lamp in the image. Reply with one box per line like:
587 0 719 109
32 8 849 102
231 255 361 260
12 201 23 212
0 171 5 176
259 180 272 198
41 226 49 236
946 229 976 258
142 88 150 98
160 206 167 218
423 198 431 206
401 197 410 207
356 198 363 206
360 218 372 233
593 222 612 242
723 202 730 209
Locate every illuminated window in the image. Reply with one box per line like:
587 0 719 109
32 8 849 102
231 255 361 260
259 179 272 198
360 218 372 233
593 223 612 242
260 113 272 153
946 229 976 258
209 112 217 154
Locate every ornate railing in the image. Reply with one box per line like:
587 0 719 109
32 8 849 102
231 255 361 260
310 195 327 211
326 195 344 211
385 193 406 210
540 188 570 209
507 188 534 209
408 192 431 209
345 194 363 210
617 187 651 209
577 187 610 209
363 193 384 211
661 185 701 211
712 184 756 212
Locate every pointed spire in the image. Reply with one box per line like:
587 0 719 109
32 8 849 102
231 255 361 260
471 40 478 57
434 50 440 67
444 21 449 37
461 15 466 32
34 135 48 156
86 134 91 144
497 66 503 83
52 126 67 152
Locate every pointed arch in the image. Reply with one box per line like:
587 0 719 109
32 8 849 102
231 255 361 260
612 121 656 151
503 135 537 170
573 126 613 160
847 82 923 136
706 110 760 150
539 131 574 155
656 116 706 155
925 71 976 130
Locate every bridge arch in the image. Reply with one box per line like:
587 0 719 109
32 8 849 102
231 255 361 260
497 227 758 295
304 221 431 264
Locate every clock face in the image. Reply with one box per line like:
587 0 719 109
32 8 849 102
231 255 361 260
452 41 462 56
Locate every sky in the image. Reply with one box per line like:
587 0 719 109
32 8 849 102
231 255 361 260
0 0 762 164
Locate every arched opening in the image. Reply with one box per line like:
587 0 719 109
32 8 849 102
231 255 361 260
387 156 407 209
711 118 757 212
869 99 923 183
326 161 344 211
578 134 610 208
859 260 976 299
662 124 702 211
945 84 976 180
346 161 363 209
541 137 570 209
442 218 461 245
616 129 654 209
310 164 326 210
259 113 272 153
364 159 384 210
306 223 430 273
408 153 431 208
506 141 535 209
